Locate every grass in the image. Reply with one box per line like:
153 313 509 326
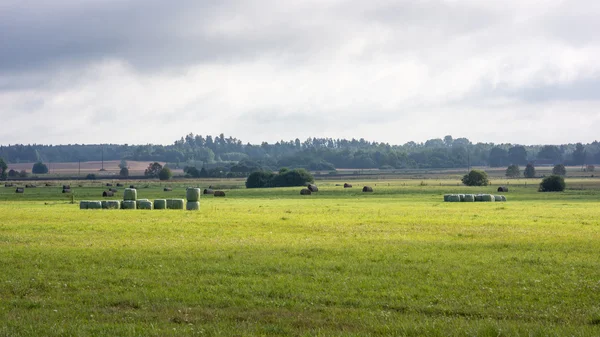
0 178 599 336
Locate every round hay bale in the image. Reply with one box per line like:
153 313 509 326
214 191 226 197
343 183 352 188
154 199 167 210
166 199 185 210
203 188 214 195
106 183 113 187
135 199 150 208
87 201 102 209
448 195 460 202
493 195 503 202
105 200 120 209
307 184 319 192
362 186 373 192
464 194 475 202
102 191 114 197
62 185 71 190
186 188 201 202
443 194 450 202
497 186 508 192
15 187 24 193
186 201 200 211
116 183 124 187
123 188 137 201
163 187 172 192
79 201 89 209
138 200 153 210
121 200 136 209
459 194 465 202
481 194 494 202
62 188 71 193
300 188 312 195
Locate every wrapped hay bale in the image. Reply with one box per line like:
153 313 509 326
464 194 475 202
163 187 172 192
136 199 150 208
448 194 460 202
15 188 24 193
500 195 507 202
307 184 318 192
138 200 153 210
214 191 226 197
79 201 89 209
443 194 450 202
344 183 352 188
300 188 312 195
87 201 102 209
203 189 214 195
186 188 201 202
122 200 136 209
123 188 137 201
105 200 120 209
362 186 373 192
459 194 465 202
481 194 495 202
474 194 483 202
116 183 124 187
494 195 503 202
166 199 185 210
102 191 114 197
154 199 167 209
498 186 508 192
186 201 200 211
62 188 71 193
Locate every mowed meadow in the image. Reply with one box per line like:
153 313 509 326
1 178 600 336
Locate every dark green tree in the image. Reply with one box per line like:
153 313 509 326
246 171 275 188
8 169 18 178
144 162 163 177
0 157 7 180
537 145 562 163
505 164 520 178
539 175 565 192
199 167 208 178
461 170 489 186
32 162 49 174
508 146 528 165
158 167 172 181
489 147 509 167
119 167 129 177
552 164 566 176
571 143 586 165
524 163 536 178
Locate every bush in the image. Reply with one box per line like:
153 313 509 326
505 164 520 178
246 171 275 188
552 164 566 176
86 173 96 180
245 168 314 188
19 170 28 178
524 163 535 178
158 167 172 181
461 170 489 186
119 167 129 177
539 175 565 192
144 162 163 178
32 162 49 174
8 169 18 177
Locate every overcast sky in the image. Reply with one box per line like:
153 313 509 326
1 0 599 146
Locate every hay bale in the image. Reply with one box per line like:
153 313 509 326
186 201 200 211
300 188 312 195
166 199 185 210
138 200 153 210
15 187 24 193
116 183 124 187
307 184 319 192
501 195 507 202
130 185 135 189
362 186 373 192
493 195 503 202
459 194 465 202
109 188 118 193
62 185 70 189
102 191 114 197
186 188 201 202
214 191 226 197
135 199 150 208
121 200 136 209
123 188 137 201
25 184 36 188
79 201 88 209
62 188 71 193
106 183 113 187
448 194 460 202
343 183 352 188
481 194 495 202
87 201 102 209
104 200 120 209
203 189 214 195
497 186 508 192
154 199 167 210
464 194 475 202
163 187 172 192
443 194 450 202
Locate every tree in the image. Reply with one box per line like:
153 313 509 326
489 147 509 167
144 162 163 177
0 157 7 180
184 166 201 178
199 167 208 178
537 145 562 163
505 164 520 178
19 170 28 178
246 171 275 188
461 170 489 186
8 169 18 178
119 159 128 170
552 164 566 176
119 167 129 177
158 167 172 181
524 163 536 178
571 143 586 165
32 162 49 174
86 173 96 180
539 175 565 192
508 146 528 165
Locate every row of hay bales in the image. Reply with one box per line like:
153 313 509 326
81 188 197 210
301 184 374 195
444 194 507 202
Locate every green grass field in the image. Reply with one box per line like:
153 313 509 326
1 179 599 336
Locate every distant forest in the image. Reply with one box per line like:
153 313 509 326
1 134 599 171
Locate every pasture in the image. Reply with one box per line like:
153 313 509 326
1 178 599 336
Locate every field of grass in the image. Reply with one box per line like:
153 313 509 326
1 178 600 336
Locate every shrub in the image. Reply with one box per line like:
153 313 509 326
505 164 520 178
144 162 163 178
539 175 565 192
158 167 172 181
7 169 18 177
19 170 28 178
461 170 489 186
86 173 96 180
32 162 48 174
246 171 276 188
245 169 314 188
524 163 535 178
552 164 566 176
119 167 129 177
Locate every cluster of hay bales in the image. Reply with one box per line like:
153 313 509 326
307 184 318 192
79 187 202 211
186 188 200 210
444 194 507 202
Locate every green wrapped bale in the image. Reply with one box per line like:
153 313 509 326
474 194 483 202
186 201 200 211
464 194 475 202
79 201 88 210
494 195 503 202
448 195 460 202
136 199 150 208
87 201 102 209
186 188 201 202
138 200 153 210
122 200 136 209
481 194 495 202
105 200 120 209
154 199 167 210
459 194 465 202
167 199 185 210
443 194 450 202
501 195 507 202
123 188 137 201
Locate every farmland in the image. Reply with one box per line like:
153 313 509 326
1 178 599 336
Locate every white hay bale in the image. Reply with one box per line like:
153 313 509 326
167 198 185 210
186 188 201 202
79 201 88 209
443 194 451 202
105 200 120 209
481 194 494 202
186 201 200 211
87 201 102 209
459 194 465 202
493 195 503 202
123 188 137 201
501 195 507 202
136 199 150 208
154 199 167 210
138 200 152 210
122 200 136 209
448 194 460 202
464 194 475 202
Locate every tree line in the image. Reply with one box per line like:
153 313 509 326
1 134 599 172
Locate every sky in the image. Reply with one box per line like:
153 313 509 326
1 0 599 146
